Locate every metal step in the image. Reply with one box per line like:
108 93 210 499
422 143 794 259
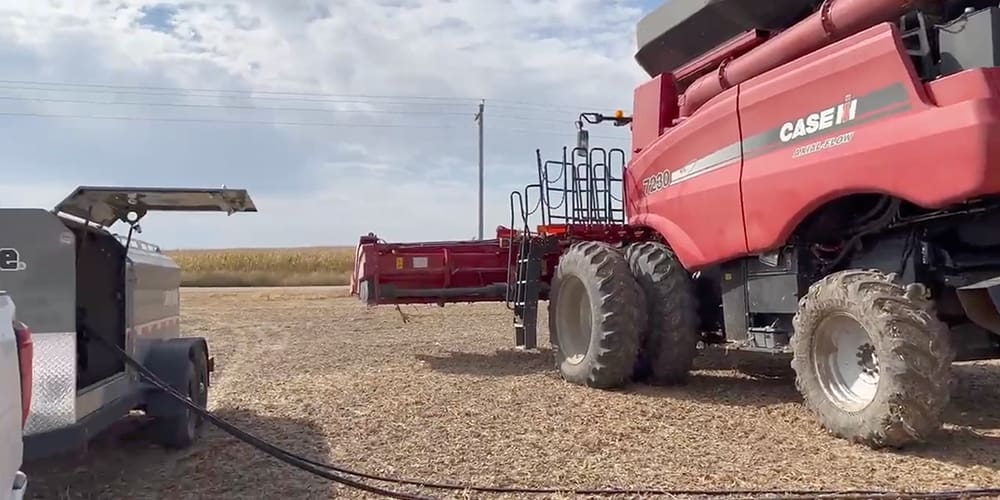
511 236 553 350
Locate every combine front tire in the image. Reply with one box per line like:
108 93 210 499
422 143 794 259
548 241 645 389
790 270 954 449
625 242 699 385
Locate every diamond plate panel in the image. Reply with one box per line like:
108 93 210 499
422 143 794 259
24 332 76 435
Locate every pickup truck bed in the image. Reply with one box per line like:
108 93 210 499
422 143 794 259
0 293 29 500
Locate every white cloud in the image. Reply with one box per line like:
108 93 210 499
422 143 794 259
0 0 649 249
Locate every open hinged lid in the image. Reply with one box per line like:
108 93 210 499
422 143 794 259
53 186 257 227
634 0 817 77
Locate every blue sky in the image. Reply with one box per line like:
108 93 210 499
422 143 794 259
0 0 656 249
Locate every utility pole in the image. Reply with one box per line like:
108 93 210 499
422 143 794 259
474 99 485 240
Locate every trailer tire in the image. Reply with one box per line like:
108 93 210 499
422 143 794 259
548 241 644 389
147 342 210 449
625 241 699 385
790 269 954 449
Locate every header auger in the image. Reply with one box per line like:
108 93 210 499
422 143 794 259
353 0 1000 450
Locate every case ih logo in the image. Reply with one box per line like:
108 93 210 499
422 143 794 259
779 95 858 143
0 248 26 272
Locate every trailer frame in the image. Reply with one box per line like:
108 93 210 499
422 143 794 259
0 186 256 461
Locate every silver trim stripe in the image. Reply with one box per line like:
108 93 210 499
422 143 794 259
655 82 910 188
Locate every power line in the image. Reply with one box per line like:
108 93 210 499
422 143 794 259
0 78 622 114
0 80 629 139
0 94 475 116
0 84 599 120
0 78 481 103
0 93 578 124
489 99 617 114
0 109 631 140
0 110 461 129
0 84 477 107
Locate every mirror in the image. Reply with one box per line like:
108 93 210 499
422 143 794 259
576 128 589 157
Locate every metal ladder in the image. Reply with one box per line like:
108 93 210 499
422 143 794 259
505 186 549 350
510 235 550 349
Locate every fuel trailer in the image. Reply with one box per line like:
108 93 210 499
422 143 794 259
354 0 1000 449
0 186 256 460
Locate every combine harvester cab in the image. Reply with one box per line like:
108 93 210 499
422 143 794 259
0 186 256 461
356 0 1000 450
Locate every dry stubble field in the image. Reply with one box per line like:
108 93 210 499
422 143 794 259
22 286 1000 500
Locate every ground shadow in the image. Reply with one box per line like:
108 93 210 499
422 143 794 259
625 369 803 408
902 428 1000 472
899 362 1000 471
694 348 797 380
415 347 555 377
681 352 1000 471
21 408 349 500
946 362 1000 429
613 349 802 408
611 349 1000 472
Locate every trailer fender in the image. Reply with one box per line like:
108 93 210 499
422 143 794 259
141 337 210 418
628 213 706 271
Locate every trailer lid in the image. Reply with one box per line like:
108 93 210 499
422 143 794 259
53 186 257 226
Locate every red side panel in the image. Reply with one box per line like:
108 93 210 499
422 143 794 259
350 225 645 306
353 236 513 305
631 74 679 156
626 86 746 270
739 22 1000 253
924 66 1000 105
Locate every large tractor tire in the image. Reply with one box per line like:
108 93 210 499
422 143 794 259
625 241 700 385
548 241 645 389
790 269 955 449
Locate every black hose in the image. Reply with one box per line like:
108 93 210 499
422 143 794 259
94 334 1000 499
822 198 904 273
90 334 430 500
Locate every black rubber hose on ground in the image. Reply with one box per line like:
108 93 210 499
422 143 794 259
90 334 431 500
93 335 1000 499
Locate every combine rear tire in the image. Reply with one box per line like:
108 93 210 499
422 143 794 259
548 241 644 389
790 269 954 449
625 242 699 385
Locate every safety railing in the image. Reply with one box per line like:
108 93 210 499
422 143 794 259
503 146 628 310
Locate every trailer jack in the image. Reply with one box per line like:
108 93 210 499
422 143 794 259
86 331 1000 500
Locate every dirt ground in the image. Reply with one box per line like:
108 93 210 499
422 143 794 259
21 287 1000 499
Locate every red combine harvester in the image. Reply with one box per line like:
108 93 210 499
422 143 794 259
353 0 1000 449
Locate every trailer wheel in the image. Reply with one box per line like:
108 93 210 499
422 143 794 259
150 348 209 449
790 269 954 449
548 241 644 389
625 241 699 385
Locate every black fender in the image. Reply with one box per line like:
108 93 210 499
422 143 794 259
141 337 210 418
